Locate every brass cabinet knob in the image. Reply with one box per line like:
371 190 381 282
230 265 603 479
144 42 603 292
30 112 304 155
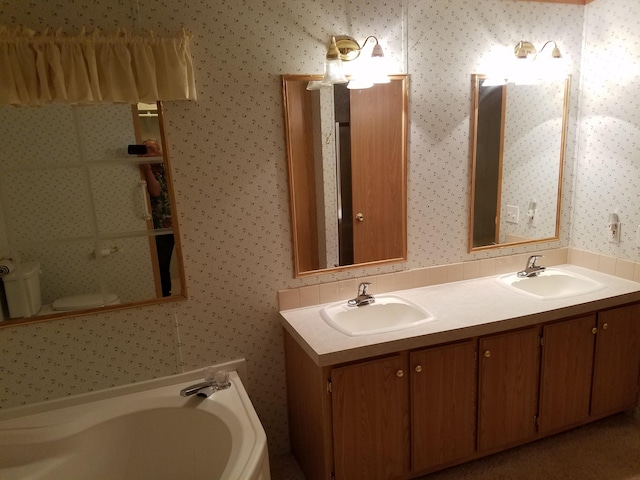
602 323 609 330
356 213 364 222
415 365 423 373
592 327 598 334
396 370 404 378
484 350 491 358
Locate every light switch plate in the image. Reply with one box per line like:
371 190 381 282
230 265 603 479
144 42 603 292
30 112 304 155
506 205 519 224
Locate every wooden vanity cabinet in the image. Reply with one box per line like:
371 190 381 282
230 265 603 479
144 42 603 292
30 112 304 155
283 332 334 480
537 315 596 434
477 327 541 453
284 302 640 480
537 304 640 434
591 303 640 416
410 340 477 472
331 355 410 480
331 342 478 479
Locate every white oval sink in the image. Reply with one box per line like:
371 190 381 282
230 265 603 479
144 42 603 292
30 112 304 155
320 294 434 336
498 268 605 300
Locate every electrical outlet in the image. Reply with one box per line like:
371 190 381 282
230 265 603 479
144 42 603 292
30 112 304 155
609 223 621 244
506 205 519 224
608 212 621 244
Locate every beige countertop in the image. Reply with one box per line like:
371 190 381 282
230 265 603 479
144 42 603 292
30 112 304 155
279 264 640 367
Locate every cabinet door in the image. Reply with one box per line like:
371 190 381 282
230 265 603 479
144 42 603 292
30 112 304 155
478 327 540 452
331 355 410 480
591 304 640 416
411 340 477 472
538 315 596 434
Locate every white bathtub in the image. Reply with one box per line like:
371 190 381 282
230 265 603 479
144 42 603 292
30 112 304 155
0 364 270 480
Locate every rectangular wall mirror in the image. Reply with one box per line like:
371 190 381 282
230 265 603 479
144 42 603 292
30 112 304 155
0 101 186 326
469 74 570 251
282 74 408 277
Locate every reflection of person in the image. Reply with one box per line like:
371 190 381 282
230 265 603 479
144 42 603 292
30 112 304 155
139 139 174 297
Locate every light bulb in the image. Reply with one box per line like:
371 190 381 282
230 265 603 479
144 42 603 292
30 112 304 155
322 36 347 85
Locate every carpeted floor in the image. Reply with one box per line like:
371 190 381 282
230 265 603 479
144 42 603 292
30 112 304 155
422 414 640 480
271 413 640 480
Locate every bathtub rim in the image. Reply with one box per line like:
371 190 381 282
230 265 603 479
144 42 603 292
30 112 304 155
0 358 270 480
0 358 249 422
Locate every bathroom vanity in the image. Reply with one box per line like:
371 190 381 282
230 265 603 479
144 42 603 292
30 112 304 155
280 265 640 480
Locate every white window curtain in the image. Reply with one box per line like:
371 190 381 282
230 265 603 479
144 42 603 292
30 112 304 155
0 26 197 106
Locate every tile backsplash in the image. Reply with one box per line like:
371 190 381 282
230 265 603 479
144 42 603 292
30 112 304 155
278 248 569 310
278 247 640 311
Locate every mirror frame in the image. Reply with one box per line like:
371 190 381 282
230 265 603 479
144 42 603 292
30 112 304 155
0 101 187 328
282 74 408 277
468 74 570 252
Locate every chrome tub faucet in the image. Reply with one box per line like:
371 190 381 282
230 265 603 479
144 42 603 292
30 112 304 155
180 369 231 398
180 381 216 398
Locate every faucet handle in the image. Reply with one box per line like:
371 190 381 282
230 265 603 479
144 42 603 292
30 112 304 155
203 367 216 384
358 282 372 296
528 254 544 267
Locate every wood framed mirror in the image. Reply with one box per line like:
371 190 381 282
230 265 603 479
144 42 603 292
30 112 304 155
0 101 187 326
469 74 570 252
282 74 408 277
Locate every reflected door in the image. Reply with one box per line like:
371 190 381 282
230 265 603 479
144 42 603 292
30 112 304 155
472 85 504 247
350 80 406 264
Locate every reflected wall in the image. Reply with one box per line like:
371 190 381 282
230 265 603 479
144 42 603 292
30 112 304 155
0 103 184 323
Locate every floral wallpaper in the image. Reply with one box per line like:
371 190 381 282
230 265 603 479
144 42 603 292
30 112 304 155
572 0 640 257
1 0 636 459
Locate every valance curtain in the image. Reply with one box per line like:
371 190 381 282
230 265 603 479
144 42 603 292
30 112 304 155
0 26 197 106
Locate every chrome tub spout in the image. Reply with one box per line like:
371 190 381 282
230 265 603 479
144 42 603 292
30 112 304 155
179 381 214 397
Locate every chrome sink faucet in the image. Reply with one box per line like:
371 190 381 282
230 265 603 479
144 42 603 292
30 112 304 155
517 255 546 278
348 282 376 307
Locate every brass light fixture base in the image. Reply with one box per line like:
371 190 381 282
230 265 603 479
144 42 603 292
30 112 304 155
334 36 362 61
514 40 562 60
514 40 537 59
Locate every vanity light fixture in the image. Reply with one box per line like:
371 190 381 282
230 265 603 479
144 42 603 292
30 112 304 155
508 40 565 84
514 40 562 60
321 35 390 89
